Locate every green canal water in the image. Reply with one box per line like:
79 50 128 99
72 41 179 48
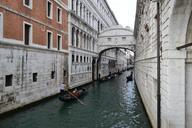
0 71 152 128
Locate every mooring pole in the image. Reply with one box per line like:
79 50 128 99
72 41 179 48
156 1 161 128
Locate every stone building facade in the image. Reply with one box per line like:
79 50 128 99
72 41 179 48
116 49 129 72
68 0 118 88
134 0 192 127
0 0 68 114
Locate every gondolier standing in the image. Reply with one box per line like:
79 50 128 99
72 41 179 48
60 83 68 95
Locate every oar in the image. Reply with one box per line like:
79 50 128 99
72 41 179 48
67 90 86 106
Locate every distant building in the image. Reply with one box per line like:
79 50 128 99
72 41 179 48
68 0 118 88
0 0 68 114
134 0 192 127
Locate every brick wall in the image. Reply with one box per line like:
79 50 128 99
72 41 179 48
0 0 68 50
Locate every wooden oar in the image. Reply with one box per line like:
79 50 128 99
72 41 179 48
67 90 86 106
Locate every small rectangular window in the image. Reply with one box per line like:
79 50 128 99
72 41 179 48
122 37 126 40
47 31 52 49
33 73 37 82
107 38 111 41
64 70 66 77
23 0 32 9
80 56 82 63
24 23 32 45
76 56 79 63
57 35 62 50
51 71 55 79
47 0 53 19
57 7 62 23
5 74 13 87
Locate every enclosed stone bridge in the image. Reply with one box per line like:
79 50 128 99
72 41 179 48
95 25 135 79
97 25 135 62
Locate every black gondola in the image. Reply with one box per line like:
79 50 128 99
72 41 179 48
59 88 87 102
126 72 133 82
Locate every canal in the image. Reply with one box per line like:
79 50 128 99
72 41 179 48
0 71 151 128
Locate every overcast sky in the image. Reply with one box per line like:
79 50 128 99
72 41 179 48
106 0 137 29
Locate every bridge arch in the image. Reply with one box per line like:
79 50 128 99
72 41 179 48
97 46 135 63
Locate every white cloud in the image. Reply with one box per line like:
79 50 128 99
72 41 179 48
107 0 137 29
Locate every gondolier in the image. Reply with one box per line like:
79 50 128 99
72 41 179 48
60 83 68 95
58 88 87 104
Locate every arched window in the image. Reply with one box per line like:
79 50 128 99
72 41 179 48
83 6 86 19
98 21 100 32
84 34 86 49
76 30 79 47
89 12 91 25
87 35 89 50
72 27 75 46
92 39 95 51
80 3 82 17
72 54 74 63
101 24 103 31
80 32 83 48
92 16 94 27
80 56 82 63
87 10 89 23
72 0 74 11
76 0 78 14
76 55 79 63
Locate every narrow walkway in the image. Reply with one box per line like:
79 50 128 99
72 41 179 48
0 71 151 128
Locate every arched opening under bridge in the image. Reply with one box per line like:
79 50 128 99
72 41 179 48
96 47 135 80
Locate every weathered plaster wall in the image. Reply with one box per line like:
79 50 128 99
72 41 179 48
135 0 192 127
0 42 68 114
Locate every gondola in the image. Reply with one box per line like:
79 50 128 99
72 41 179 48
99 75 113 82
126 72 133 82
59 88 87 102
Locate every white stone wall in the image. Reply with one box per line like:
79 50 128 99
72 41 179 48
68 0 118 88
135 1 159 127
99 56 113 77
0 42 68 114
117 50 128 71
134 0 192 128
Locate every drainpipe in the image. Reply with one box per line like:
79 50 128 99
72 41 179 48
150 1 161 127
156 1 161 128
